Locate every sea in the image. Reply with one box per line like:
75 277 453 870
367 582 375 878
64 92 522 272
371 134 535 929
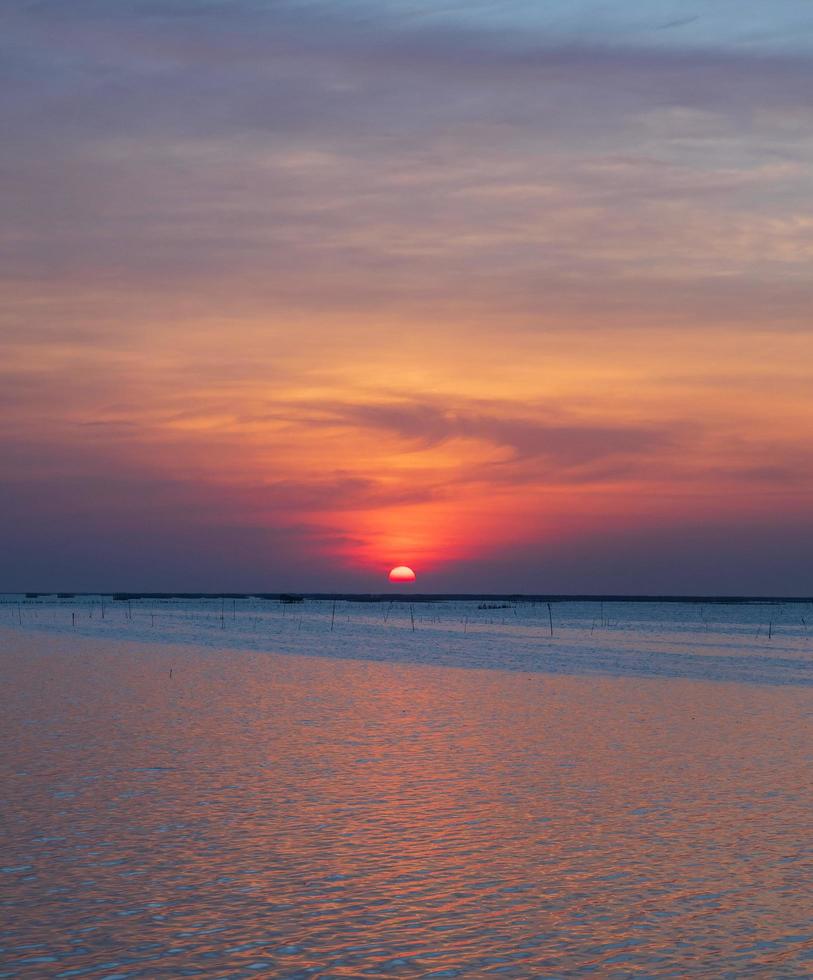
2 595 812 977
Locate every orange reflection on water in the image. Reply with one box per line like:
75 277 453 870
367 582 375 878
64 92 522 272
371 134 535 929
3 628 812 976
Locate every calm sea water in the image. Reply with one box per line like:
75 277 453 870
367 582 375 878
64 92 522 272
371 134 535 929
3 595 812 686
2 609 813 977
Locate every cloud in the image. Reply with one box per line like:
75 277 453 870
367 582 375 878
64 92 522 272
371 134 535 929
5 0 813 153
3 0 812 333
330 398 678 468
435 515 813 595
2 0 812 590
657 16 701 31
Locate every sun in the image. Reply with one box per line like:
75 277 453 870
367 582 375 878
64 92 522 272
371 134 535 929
388 565 416 583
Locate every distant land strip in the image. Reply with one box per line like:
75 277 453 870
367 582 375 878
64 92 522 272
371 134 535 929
6 593 813 604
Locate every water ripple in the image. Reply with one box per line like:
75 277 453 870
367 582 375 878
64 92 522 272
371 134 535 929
2 625 812 977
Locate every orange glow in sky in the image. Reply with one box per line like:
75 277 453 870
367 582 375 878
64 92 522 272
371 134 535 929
2 1 812 593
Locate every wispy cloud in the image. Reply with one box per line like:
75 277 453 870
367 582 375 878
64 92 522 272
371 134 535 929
2 0 812 589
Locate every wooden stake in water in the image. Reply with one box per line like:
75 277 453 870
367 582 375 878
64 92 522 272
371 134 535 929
331 600 336 631
547 602 554 637
410 604 415 631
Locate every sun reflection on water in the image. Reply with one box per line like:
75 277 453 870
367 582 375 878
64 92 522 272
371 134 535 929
2 629 812 976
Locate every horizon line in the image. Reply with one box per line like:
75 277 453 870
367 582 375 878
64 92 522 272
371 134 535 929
5 592 813 604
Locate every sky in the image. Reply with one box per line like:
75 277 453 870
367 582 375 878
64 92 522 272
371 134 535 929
2 0 812 594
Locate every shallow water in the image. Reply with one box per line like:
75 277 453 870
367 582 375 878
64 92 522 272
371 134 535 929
3 595 813 686
2 627 812 977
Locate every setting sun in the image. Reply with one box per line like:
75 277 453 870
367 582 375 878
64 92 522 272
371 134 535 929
388 566 416 583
